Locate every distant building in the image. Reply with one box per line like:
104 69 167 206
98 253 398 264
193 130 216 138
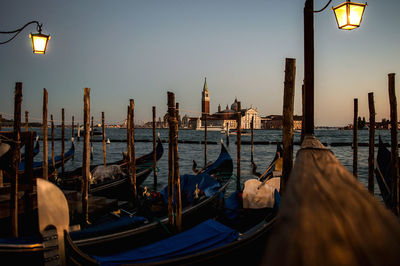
261 115 303 130
184 78 262 130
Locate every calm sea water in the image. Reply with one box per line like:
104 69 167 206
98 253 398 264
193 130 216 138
29 128 393 202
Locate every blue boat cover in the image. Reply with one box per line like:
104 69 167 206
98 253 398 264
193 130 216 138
160 173 221 205
94 219 239 265
70 216 147 240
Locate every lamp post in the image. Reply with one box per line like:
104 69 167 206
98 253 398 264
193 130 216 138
0 21 50 54
304 0 366 135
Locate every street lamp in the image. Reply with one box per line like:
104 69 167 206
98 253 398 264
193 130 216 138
333 1 367 30
303 0 366 135
0 21 50 54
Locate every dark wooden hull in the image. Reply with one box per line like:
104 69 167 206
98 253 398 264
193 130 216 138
57 138 164 200
72 143 233 255
375 137 394 209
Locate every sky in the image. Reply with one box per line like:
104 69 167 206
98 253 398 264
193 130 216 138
0 0 399 127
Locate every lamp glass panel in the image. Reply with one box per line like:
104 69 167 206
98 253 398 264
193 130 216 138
333 5 348 28
32 35 48 54
349 4 365 26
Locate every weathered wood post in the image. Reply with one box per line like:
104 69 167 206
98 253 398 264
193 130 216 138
11 82 22 237
300 83 305 144
51 115 55 170
0 114 2 186
167 92 175 227
77 122 80 141
43 89 48 180
167 92 181 231
236 101 242 191
368 92 375 194
90 116 94 160
102 112 106 166
25 110 29 132
61 108 65 178
174 100 181 231
71 116 75 160
388 73 399 215
129 99 136 203
152 106 157 187
82 88 90 224
204 113 207 167
282 58 296 195
126 105 131 185
72 116 75 141
251 116 254 163
226 122 230 145
353 98 358 179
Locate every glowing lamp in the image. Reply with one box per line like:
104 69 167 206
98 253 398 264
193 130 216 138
29 32 50 54
332 0 367 30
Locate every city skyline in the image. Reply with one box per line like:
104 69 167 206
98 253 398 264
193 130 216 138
0 0 399 127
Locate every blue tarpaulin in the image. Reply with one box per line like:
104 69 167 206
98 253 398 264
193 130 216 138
70 216 147 240
94 219 238 265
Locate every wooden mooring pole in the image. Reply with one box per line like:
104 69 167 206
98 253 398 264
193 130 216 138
368 92 375 194
167 92 181 231
43 89 48 180
251 116 254 163
127 106 131 177
71 116 75 160
72 116 75 141
167 92 175 227
90 116 94 160
300 83 305 144
204 113 207 167
353 98 358 179
25 110 28 132
174 100 181 232
82 88 90 224
281 58 296 195
77 122 80 141
152 106 157 188
11 82 22 237
0 114 2 186
236 101 241 191
51 114 55 171
129 100 136 203
388 73 399 215
102 112 106 166
61 108 65 178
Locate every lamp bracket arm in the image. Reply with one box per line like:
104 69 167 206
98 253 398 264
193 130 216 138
313 0 334 13
0 21 41 34
0 21 41 45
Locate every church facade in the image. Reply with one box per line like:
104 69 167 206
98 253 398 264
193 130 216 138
182 78 261 130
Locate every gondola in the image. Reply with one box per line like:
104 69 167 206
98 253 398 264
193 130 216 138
65 142 281 265
375 136 394 209
17 141 75 177
0 140 233 265
56 136 164 201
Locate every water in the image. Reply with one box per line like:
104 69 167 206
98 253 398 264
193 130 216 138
28 128 392 201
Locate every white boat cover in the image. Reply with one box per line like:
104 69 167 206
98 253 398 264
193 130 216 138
242 177 280 209
90 164 125 184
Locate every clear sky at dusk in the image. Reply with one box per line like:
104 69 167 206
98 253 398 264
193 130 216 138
0 0 399 127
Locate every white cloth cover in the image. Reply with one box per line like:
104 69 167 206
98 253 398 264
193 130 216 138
242 177 280 209
90 165 125 184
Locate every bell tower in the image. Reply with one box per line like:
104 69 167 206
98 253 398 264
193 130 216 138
201 77 210 115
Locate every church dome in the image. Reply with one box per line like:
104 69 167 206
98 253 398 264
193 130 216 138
230 98 238 111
